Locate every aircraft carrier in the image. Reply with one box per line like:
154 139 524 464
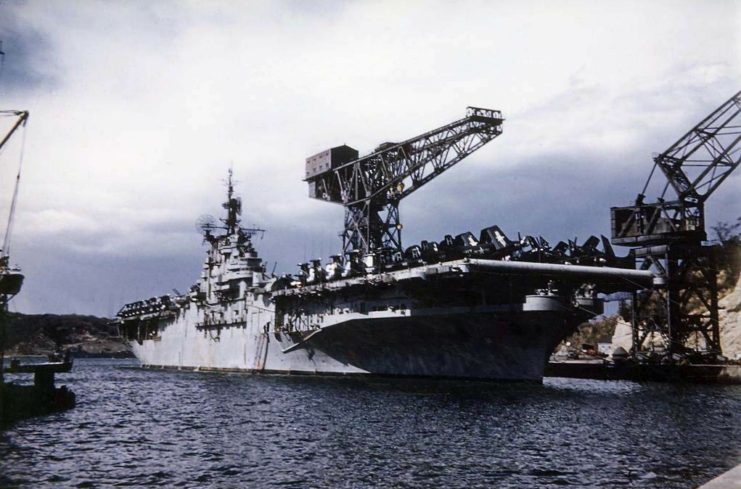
117 107 654 381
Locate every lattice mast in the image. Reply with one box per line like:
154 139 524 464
305 107 504 256
611 90 741 357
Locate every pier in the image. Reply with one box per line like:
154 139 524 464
1 355 76 428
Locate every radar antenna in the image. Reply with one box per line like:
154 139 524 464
195 214 218 236
221 169 242 234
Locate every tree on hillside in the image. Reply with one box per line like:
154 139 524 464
710 217 741 292
711 216 741 246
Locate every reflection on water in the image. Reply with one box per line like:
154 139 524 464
1 359 740 488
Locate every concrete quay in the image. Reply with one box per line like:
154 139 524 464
698 464 741 488
545 361 741 384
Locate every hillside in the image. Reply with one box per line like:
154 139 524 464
2 313 131 357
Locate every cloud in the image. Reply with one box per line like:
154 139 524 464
0 0 739 315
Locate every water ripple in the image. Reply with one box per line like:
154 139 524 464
1 359 740 488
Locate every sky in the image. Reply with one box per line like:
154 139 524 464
0 0 739 317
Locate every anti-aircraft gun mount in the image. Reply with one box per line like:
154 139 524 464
611 90 741 360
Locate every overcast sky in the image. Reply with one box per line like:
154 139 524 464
0 0 739 316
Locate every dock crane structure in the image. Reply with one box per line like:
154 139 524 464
611 90 741 358
304 107 504 260
0 110 29 386
1 110 29 261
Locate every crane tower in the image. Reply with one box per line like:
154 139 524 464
611 90 741 358
305 107 504 257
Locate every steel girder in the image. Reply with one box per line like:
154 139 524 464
631 244 721 356
341 201 402 256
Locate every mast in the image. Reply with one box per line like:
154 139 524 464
222 169 242 235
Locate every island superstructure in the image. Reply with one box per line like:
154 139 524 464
118 108 653 381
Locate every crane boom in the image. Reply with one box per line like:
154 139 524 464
0 111 28 153
612 90 741 246
0 111 29 257
305 107 504 255
655 90 741 204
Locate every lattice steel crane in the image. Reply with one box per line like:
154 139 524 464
612 90 741 246
0 110 29 259
305 107 504 257
611 90 741 358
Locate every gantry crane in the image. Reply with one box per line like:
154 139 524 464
611 90 741 358
305 107 504 257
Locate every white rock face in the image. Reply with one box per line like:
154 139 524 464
611 317 633 353
719 274 741 360
610 316 668 353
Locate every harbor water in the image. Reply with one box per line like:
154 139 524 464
1 358 740 488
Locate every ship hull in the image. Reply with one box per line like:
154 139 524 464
118 175 650 383
128 307 579 382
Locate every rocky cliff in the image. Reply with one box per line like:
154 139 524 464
719 273 741 360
